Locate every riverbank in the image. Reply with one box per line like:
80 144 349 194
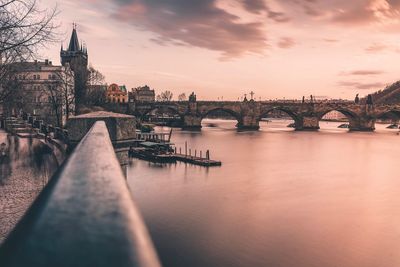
0 130 59 243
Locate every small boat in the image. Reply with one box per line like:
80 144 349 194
338 124 349 128
386 124 399 129
205 123 218 128
129 141 176 163
287 123 296 128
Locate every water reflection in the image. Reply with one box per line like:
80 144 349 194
0 131 59 186
0 130 60 242
128 119 400 267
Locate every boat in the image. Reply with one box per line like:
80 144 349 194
287 123 296 128
205 123 218 127
338 124 349 128
129 142 176 163
386 124 399 129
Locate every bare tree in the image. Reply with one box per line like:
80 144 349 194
157 90 173 102
87 65 105 86
46 65 74 126
0 0 58 105
86 65 106 106
178 93 186 101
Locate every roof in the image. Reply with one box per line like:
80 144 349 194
71 111 135 119
119 85 127 92
68 28 80 52
9 61 62 72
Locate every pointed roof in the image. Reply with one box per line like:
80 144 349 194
67 26 80 52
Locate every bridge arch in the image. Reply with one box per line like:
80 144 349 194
375 109 400 120
259 107 300 121
200 108 242 127
317 108 372 131
140 105 184 127
258 108 301 129
318 108 359 121
141 105 183 119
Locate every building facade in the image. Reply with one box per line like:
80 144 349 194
60 25 88 111
8 60 74 126
129 85 155 103
106 83 128 103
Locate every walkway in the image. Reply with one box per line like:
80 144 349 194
0 130 59 243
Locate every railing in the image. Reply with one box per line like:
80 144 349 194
0 121 162 267
22 112 69 142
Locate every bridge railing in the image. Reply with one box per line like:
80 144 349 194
0 121 162 267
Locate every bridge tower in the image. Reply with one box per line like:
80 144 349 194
61 24 88 113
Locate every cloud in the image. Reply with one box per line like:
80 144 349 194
365 42 391 53
109 0 268 58
338 81 385 90
77 0 400 58
341 70 385 76
240 0 268 14
323 38 339 43
277 37 296 49
330 0 400 25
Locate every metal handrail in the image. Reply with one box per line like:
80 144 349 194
0 121 161 267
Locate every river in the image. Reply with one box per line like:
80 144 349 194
127 119 400 267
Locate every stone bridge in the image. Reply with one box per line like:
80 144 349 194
107 100 400 131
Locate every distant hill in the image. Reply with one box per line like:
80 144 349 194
367 81 400 104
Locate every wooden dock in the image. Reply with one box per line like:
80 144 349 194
129 148 222 167
173 154 222 167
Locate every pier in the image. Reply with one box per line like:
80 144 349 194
129 143 222 167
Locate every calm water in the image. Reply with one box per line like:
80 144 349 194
127 119 400 267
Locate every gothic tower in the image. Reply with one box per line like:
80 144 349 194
60 24 88 112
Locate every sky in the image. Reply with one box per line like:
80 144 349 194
40 0 400 100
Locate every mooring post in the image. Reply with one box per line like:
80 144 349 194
185 141 187 156
180 147 182 154
189 149 191 158
200 151 202 158
206 150 210 160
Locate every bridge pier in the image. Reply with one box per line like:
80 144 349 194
295 116 320 131
182 114 202 130
237 116 260 131
349 118 375 131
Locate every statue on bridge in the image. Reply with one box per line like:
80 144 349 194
355 94 360 104
189 92 197 103
366 94 373 105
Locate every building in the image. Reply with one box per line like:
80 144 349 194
129 85 155 103
106 83 128 103
7 60 74 126
60 24 88 110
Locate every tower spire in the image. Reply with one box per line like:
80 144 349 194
68 23 80 52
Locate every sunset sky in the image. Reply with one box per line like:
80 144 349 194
41 0 400 100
